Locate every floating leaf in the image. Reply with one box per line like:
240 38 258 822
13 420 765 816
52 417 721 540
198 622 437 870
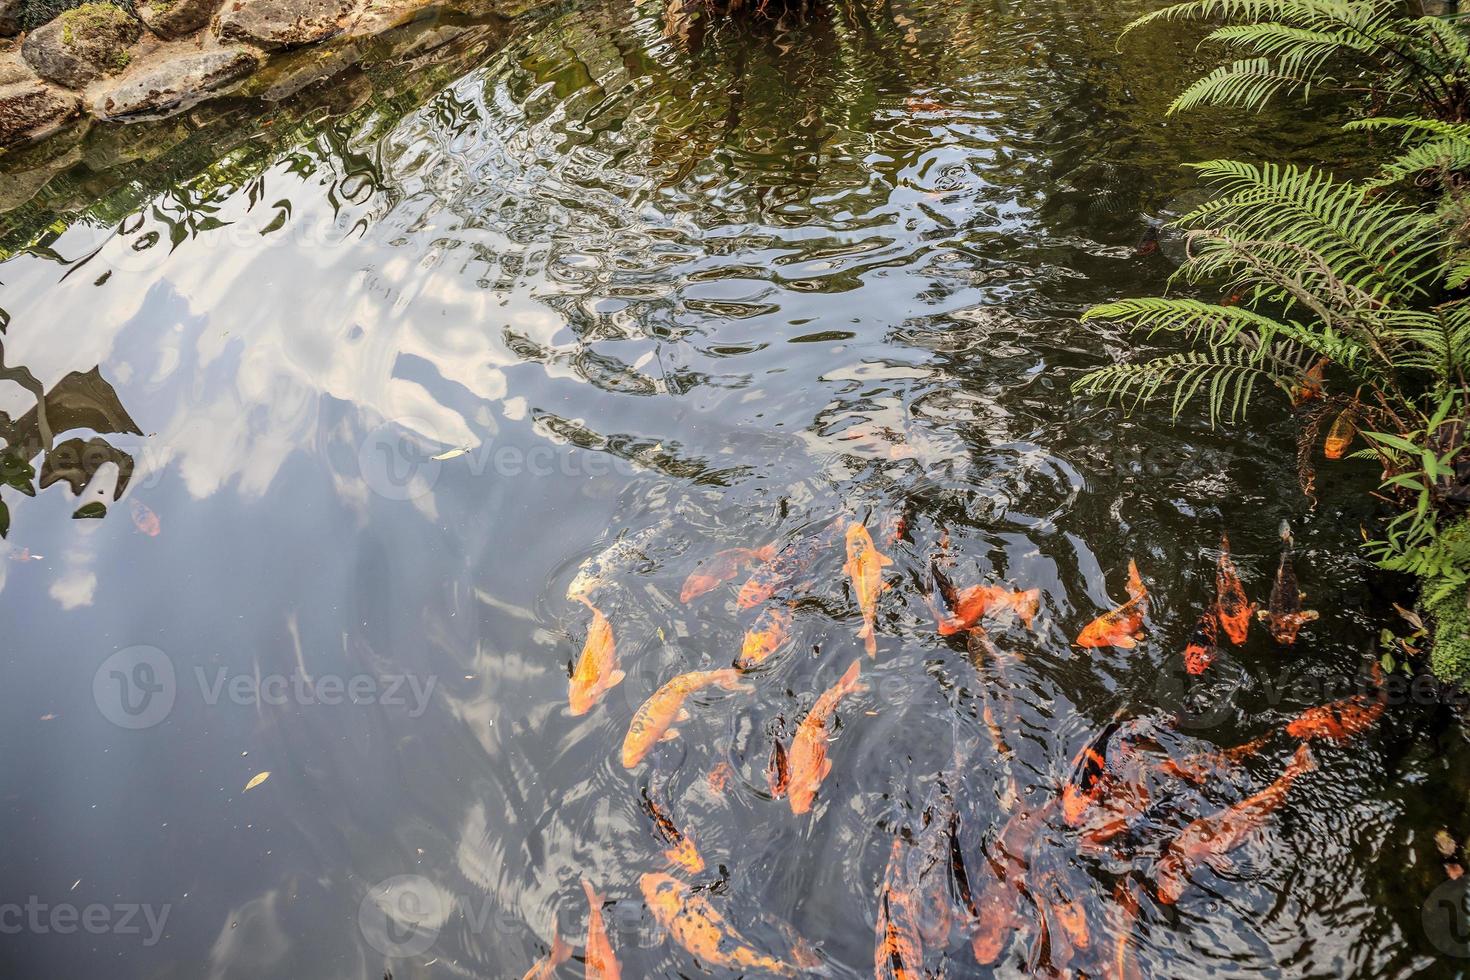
73 501 107 520
0 499 8 539
431 448 470 461
243 771 271 792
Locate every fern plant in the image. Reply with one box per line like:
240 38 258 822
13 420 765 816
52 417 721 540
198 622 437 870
1077 0 1470 680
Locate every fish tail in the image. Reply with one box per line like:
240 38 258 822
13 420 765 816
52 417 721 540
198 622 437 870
581 877 603 909
1287 742 1317 777
1279 519 1293 546
838 658 865 694
549 926 573 966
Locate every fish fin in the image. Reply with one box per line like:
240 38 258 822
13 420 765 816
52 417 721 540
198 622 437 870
1203 852 1235 876
659 728 681 742
676 708 691 723
607 669 626 687
1113 635 1137 650
549 926 573 966
1301 609 1319 622
819 757 832 781
581 878 603 908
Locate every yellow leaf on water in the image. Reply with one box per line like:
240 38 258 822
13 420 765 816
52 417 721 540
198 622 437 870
431 448 470 461
243 771 271 792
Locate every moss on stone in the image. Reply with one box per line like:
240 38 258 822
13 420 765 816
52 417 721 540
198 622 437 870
58 2 131 47
1426 520 1470 685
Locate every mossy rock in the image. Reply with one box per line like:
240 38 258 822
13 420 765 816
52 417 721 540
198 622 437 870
21 2 139 88
136 0 216 39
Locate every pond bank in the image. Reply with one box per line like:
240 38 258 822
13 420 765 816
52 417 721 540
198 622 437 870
0 0 549 150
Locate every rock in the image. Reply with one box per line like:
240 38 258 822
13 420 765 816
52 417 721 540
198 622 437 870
95 47 257 117
215 0 355 50
22 4 142 89
0 79 82 148
0 0 24 37
136 0 220 40
0 41 34 84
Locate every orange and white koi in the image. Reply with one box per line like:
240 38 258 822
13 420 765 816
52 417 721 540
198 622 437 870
1076 561 1148 649
640 873 798 976
568 526 662 603
622 668 753 768
640 788 705 874
581 879 620 980
876 839 925 980
1183 610 1219 676
788 659 867 814
936 583 1041 636
1257 521 1317 644
1216 533 1255 645
1154 743 1316 903
520 927 574 980
681 545 776 603
569 602 623 716
738 604 793 669
844 523 893 657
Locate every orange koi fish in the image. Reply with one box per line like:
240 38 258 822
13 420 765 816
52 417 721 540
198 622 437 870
788 659 867 814
1324 409 1356 459
622 668 753 768
1111 876 1145 980
967 801 1054 965
936 583 1042 636
569 602 623 716
737 523 841 609
1183 610 1219 675
640 788 705 874
1061 723 1120 826
581 879 620 980
738 605 793 669
1216 534 1255 645
1290 357 1328 406
876 839 925 980
1154 743 1316 903
707 761 734 796
1285 695 1384 743
1076 561 1148 649
681 545 776 603
844 523 894 657
640 873 798 976
1155 732 1272 785
520 927 573 980
1033 867 1090 969
1257 522 1318 644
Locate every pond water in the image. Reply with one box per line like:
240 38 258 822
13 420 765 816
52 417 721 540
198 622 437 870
1 0 1467 977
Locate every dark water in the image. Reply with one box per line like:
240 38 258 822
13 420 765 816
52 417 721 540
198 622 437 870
1 0 1467 977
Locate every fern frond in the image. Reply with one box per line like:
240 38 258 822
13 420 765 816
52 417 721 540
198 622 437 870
1169 58 1314 113
1074 344 1314 424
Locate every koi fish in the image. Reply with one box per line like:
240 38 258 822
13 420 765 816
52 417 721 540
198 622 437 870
768 723 791 799
130 499 161 536
1154 743 1316 903
1257 521 1318 644
1033 866 1090 969
880 502 912 547
623 668 753 767
1076 561 1148 649
738 523 840 609
788 659 867 814
681 545 777 603
1216 533 1256 645
911 777 963 947
1290 357 1328 406
967 801 1055 965
581 879 620 980
640 873 798 976
738 605 793 669
1285 695 1384 743
520 927 573 980
1183 610 1219 675
568 526 663 603
876 839 925 980
966 629 1020 808
569 602 623 716
1061 723 1120 826
640 788 705 874
1155 732 1272 785
1324 409 1356 459
936 583 1042 636
707 761 734 796
844 523 894 657
1111 876 1145 980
